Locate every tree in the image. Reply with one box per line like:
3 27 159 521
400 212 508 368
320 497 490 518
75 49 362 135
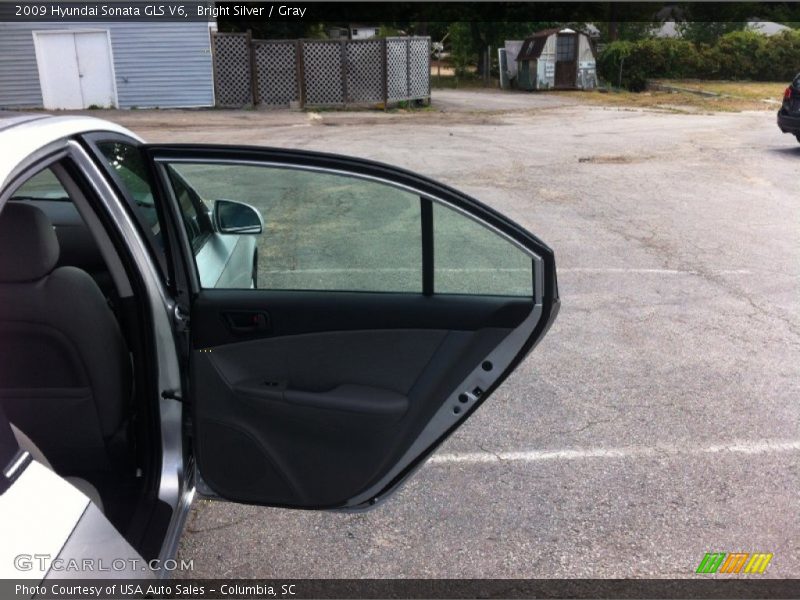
594 21 661 42
676 21 747 44
448 22 472 77
446 21 565 77
600 2 666 41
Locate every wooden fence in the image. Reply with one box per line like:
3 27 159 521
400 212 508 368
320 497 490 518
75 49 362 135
212 33 431 108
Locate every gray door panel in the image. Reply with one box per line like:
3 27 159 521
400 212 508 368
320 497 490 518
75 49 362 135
193 326 512 507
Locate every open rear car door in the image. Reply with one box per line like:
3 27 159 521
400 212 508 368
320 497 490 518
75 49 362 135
143 145 559 510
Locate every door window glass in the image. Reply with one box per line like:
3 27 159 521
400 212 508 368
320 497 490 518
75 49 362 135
164 163 423 292
10 168 69 201
433 202 532 296
95 141 160 236
165 167 214 253
93 140 174 278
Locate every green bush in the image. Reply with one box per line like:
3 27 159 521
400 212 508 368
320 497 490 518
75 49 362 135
597 38 703 91
756 30 800 81
598 29 800 90
712 30 766 78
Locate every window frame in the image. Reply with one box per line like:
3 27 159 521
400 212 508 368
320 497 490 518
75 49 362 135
143 146 547 304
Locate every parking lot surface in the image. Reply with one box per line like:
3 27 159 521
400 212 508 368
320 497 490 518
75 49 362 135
96 89 799 578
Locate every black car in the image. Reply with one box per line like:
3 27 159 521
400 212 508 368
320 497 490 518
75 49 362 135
777 73 800 142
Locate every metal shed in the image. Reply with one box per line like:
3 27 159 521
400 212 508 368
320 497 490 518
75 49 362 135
513 28 597 91
0 22 215 109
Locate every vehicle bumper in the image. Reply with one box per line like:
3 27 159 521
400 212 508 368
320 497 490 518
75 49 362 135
777 110 800 134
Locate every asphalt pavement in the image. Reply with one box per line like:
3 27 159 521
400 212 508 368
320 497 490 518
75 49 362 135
98 89 799 578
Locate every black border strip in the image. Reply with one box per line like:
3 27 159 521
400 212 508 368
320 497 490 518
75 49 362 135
4 578 799 599
5 2 799 23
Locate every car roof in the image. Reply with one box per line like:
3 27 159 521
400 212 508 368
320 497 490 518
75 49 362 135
0 113 142 192
0 111 50 132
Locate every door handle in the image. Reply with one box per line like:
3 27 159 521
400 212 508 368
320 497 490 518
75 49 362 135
223 311 270 334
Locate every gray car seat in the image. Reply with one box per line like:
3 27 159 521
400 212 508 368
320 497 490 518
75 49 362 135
0 202 131 474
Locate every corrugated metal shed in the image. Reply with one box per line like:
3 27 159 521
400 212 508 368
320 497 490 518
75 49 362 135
511 28 597 91
516 28 562 61
0 22 214 108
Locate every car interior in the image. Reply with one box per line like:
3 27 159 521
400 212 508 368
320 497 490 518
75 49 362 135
0 162 169 558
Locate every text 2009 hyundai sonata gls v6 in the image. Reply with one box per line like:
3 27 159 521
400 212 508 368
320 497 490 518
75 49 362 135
0 113 558 581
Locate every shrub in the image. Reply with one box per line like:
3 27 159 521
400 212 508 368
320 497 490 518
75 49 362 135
712 30 766 79
598 29 800 90
597 38 704 90
756 30 800 81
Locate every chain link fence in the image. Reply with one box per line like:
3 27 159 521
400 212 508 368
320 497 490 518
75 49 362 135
212 33 430 109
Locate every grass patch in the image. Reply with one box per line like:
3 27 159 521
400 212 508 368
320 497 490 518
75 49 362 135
562 80 786 112
656 79 786 101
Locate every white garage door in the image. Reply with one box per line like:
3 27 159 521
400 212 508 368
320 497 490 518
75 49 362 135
33 31 117 109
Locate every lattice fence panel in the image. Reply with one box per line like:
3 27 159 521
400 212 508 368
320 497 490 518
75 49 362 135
213 33 252 107
303 41 344 105
345 40 384 103
386 38 409 101
213 36 430 108
408 37 431 98
254 41 298 106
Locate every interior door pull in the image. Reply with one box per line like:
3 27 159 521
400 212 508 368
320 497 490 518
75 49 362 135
223 311 270 334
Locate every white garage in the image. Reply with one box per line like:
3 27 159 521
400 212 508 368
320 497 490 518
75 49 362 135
32 30 118 109
0 22 215 109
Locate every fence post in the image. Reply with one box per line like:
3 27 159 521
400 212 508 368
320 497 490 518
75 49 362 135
382 38 388 110
247 30 258 106
485 46 491 87
406 38 411 100
428 37 432 105
340 39 348 108
210 31 219 107
296 39 306 108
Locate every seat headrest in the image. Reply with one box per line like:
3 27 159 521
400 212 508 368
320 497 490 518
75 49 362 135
0 202 60 282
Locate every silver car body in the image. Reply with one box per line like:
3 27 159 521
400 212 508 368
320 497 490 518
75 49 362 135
0 114 199 581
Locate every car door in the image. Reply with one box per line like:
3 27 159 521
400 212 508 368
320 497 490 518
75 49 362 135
143 145 559 510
